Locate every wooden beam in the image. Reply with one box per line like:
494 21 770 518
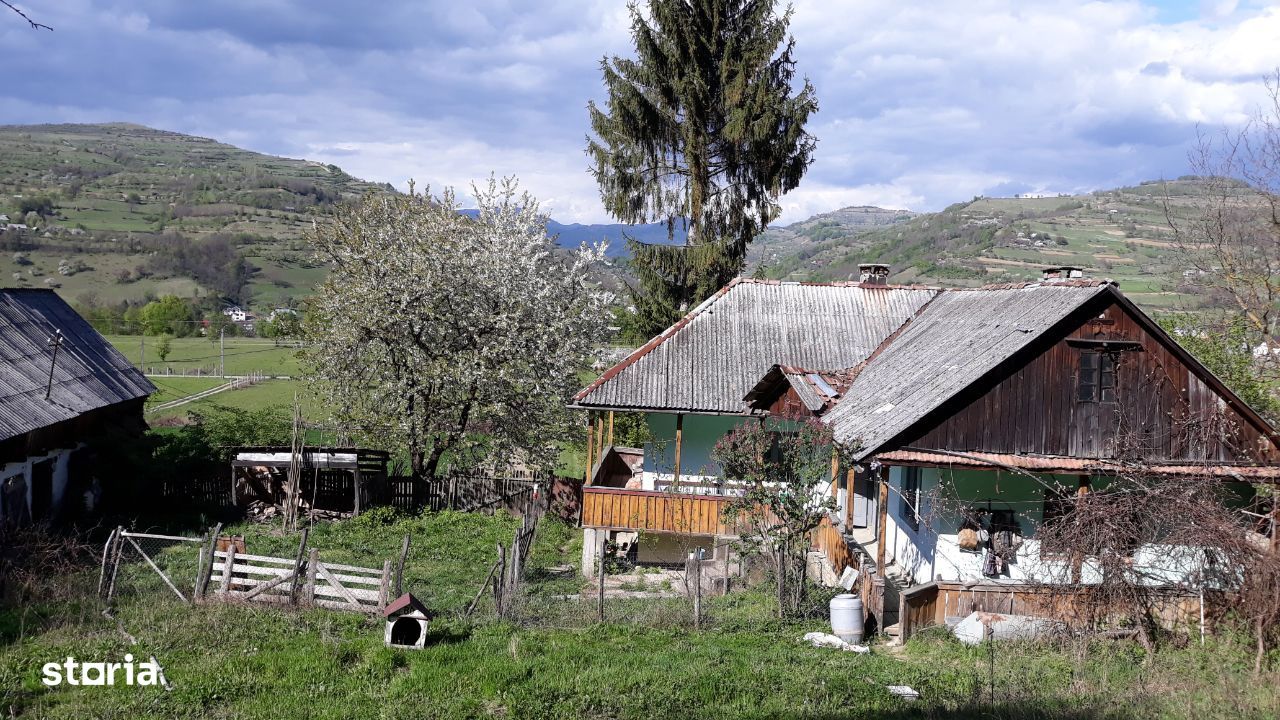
830 447 840 498
673 414 684 486
585 420 595 485
876 465 890 572
607 411 615 446
845 468 856 527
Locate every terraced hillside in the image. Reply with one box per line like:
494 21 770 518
764 179 1230 311
0 123 393 308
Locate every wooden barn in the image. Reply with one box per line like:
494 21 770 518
572 268 1280 638
0 289 154 524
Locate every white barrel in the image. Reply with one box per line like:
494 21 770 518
830 593 864 644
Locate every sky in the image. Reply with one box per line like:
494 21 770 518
2 0 1278 224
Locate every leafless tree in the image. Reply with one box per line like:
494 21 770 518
1168 69 1280 382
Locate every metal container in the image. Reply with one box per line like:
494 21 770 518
829 593 864 644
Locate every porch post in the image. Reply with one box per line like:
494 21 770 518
830 447 839 498
585 418 595 485
845 468 856 527
607 411 615 446
596 417 605 460
673 414 684 486
875 465 890 571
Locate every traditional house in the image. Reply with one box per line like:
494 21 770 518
0 289 154 524
572 268 1280 638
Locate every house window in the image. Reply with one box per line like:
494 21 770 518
1077 350 1116 403
899 467 921 531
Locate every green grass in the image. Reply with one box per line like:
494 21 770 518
104 335 303 377
2 512 1277 718
145 379 308 422
144 377 227 406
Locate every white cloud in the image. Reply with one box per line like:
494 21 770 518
2 0 1278 225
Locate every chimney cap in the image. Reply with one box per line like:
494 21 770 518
1042 266 1084 281
858 263 892 286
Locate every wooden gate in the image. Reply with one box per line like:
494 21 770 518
200 547 391 614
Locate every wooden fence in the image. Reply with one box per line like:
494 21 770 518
387 472 551 513
199 546 391 614
897 581 1203 642
810 516 857 576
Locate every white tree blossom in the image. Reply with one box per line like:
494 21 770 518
305 177 612 477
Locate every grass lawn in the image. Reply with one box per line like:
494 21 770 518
145 379 310 422
2 512 1277 719
104 335 303 377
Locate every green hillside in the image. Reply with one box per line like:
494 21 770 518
0 123 391 309
761 179 1232 311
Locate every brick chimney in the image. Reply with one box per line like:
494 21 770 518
859 263 891 286
1042 266 1083 282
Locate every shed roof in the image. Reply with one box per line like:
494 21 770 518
0 289 154 442
825 282 1113 459
573 279 937 414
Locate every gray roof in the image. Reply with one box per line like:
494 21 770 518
0 289 154 442
824 282 1112 459
574 279 937 413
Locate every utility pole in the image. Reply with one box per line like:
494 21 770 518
45 330 63 399
139 335 145 374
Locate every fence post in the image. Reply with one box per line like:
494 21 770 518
395 534 411 597
494 543 507 618
97 527 118 598
598 540 606 623
305 548 319 604
220 545 237 594
197 523 223 599
379 560 392 611
105 526 125 604
694 547 704 630
290 528 309 605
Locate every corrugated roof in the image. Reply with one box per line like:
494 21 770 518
574 279 938 413
0 289 154 442
825 282 1113 459
877 448 1280 479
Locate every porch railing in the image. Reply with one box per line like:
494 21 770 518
581 486 740 536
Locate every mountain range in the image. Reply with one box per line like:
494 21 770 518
0 123 1212 313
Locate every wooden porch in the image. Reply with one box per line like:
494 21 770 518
581 486 739 536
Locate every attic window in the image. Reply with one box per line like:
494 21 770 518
1077 350 1116 403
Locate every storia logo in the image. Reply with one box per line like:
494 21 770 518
41 655 166 686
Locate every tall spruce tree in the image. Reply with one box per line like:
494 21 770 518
588 0 817 338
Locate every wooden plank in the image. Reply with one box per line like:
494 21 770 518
211 563 293 578
315 563 364 608
120 531 204 543
213 550 296 565
305 548 318 603
242 570 297 600
378 560 392 611
219 546 237 593
312 598 380 614
311 585 381 602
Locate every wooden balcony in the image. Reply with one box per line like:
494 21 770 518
581 486 739 536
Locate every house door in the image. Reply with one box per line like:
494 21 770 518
852 467 875 528
30 459 53 522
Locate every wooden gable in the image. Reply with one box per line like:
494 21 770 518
895 294 1280 464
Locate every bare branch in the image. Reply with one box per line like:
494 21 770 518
2 1 52 31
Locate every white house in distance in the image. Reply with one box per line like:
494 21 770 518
571 266 1280 640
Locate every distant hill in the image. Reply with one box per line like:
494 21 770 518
759 180 1227 312
0 123 1223 316
0 123 390 309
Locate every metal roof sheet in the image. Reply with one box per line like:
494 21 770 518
876 448 1280 479
824 283 1112 459
575 279 938 413
0 289 154 442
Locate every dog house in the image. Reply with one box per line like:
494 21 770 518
383 593 432 649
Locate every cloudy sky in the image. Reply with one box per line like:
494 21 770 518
2 0 1278 223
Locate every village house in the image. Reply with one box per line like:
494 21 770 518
0 289 154 524
572 266 1280 639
